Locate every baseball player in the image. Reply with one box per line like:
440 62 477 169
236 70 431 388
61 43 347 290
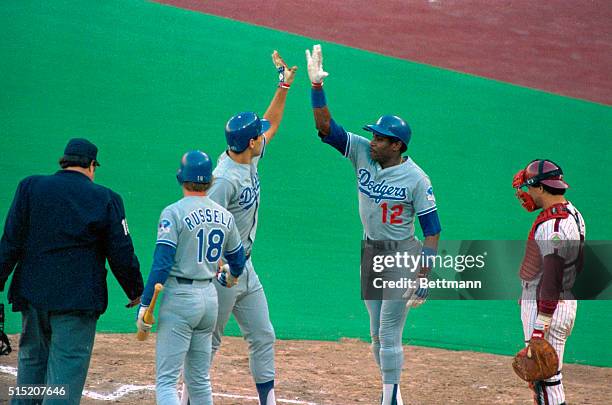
306 44 441 405
513 159 585 405
137 150 246 405
181 51 296 405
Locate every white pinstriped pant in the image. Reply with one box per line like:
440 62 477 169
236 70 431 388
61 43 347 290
521 298 577 405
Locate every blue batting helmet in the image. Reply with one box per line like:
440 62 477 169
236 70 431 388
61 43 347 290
225 112 270 153
363 115 412 149
176 150 212 184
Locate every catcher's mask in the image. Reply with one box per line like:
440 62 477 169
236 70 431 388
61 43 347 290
513 159 569 212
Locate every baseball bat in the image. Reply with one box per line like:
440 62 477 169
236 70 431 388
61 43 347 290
136 283 163 341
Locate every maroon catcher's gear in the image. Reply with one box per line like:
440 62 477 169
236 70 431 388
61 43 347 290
523 160 569 189
520 203 571 281
513 170 537 212
513 160 569 212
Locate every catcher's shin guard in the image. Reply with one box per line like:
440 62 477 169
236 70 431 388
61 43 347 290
531 370 565 405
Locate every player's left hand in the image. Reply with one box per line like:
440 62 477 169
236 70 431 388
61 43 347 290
409 284 428 308
216 264 239 288
305 44 329 84
272 50 298 89
404 269 429 308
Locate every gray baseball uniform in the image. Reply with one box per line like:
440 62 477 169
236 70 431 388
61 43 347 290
154 196 243 405
344 132 437 240
322 120 441 386
206 140 276 385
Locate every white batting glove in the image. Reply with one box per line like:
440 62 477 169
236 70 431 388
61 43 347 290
404 285 428 308
136 304 152 333
272 50 298 89
409 283 429 308
305 44 329 85
403 272 429 308
216 264 239 288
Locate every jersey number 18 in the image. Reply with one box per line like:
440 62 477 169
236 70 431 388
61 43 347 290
196 228 225 263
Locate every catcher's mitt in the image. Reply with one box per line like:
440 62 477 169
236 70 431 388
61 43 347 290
512 338 558 381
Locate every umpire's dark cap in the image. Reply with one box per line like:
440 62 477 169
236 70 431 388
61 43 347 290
63 138 100 166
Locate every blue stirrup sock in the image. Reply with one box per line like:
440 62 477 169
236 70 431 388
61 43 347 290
382 384 403 405
256 380 275 405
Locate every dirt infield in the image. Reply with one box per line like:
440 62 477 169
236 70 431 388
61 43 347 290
1 334 610 404
156 0 612 105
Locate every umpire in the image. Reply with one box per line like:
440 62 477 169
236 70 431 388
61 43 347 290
0 138 144 404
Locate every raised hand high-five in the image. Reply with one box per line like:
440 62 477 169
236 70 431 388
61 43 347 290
272 50 298 89
305 44 329 85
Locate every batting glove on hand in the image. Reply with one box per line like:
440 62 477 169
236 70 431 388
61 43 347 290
531 313 552 339
403 272 429 308
272 50 297 89
136 304 152 333
409 283 429 308
216 264 239 288
305 44 329 85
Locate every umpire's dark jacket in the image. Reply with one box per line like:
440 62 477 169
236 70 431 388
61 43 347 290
0 170 143 314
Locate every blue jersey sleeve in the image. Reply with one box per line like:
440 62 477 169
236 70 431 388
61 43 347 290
141 243 176 306
418 210 442 237
321 119 349 156
223 216 246 277
224 245 246 277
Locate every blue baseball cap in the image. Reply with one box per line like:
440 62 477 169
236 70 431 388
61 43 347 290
63 138 100 165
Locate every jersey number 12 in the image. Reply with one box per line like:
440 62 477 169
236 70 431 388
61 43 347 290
196 228 225 263
381 203 403 224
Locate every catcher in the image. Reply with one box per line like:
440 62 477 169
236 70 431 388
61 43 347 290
512 159 585 405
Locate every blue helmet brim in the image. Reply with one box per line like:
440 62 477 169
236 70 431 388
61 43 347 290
363 124 403 144
363 124 396 138
260 119 271 135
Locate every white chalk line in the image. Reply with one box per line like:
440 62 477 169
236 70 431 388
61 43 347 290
0 366 317 404
1 365 17 376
